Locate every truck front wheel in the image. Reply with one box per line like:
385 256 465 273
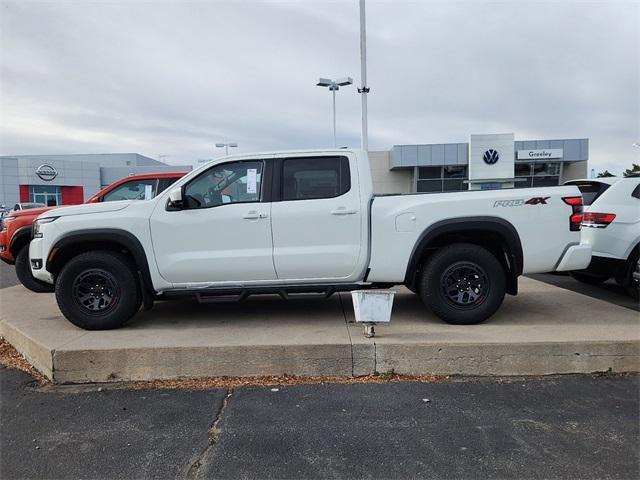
418 243 506 325
55 250 141 330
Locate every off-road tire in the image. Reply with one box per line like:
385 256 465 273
15 245 55 293
406 284 418 294
570 272 609 285
55 250 141 330
418 243 506 325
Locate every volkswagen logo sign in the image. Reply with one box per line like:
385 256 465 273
35 164 58 181
483 149 499 165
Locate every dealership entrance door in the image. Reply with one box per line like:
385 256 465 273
29 185 62 206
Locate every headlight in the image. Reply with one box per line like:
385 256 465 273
0 216 14 232
33 217 58 238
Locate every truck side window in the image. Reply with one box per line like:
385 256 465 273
103 179 158 202
157 177 180 195
183 161 263 209
281 156 350 201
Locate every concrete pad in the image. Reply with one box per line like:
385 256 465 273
0 278 638 383
343 279 640 375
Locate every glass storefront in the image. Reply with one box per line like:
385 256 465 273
29 185 62 206
416 166 468 193
514 162 560 189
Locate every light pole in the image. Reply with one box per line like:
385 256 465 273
316 77 353 147
215 142 238 156
359 0 369 152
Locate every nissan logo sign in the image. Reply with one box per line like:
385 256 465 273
483 149 499 165
35 164 58 181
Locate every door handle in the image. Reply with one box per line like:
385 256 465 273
331 207 357 215
243 211 268 220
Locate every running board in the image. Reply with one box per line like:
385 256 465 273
194 291 249 304
162 283 392 303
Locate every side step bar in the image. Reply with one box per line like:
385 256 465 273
163 283 395 303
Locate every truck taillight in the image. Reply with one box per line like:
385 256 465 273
562 196 583 231
582 212 616 228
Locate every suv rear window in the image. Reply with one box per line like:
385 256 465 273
566 181 611 206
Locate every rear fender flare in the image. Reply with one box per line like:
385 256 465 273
404 216 524 293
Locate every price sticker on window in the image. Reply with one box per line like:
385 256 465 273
144 184 153 200
246 169 257 194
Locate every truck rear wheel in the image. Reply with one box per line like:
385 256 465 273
15 245 55 293
55 250 141 330
418 243 506 325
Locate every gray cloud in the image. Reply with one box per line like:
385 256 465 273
1 0 638 174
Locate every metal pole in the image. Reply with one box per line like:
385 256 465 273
332 88 337 148
359 0 369 152
225 144 229 156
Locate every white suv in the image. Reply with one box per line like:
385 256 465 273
565 177 640 298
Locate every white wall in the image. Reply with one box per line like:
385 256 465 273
560 161 589 183
368 151 412 194
468 133 515 190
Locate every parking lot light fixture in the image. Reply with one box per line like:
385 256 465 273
316 77 353 148
216 142 238 156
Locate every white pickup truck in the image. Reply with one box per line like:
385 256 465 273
30 149 591 330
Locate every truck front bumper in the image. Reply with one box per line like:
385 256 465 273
29 237 54 284
555 244 592 272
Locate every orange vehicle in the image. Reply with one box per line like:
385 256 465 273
0 172 185 292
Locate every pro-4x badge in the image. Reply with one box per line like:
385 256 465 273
494 197 550 207
525 197 550 205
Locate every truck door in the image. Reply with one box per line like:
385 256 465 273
150 159 276 285
270 155 363 281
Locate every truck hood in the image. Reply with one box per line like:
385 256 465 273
9 206 55 218
38 201 132 219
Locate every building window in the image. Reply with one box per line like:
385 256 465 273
514 162 560 189
533 162 560 176
29 185 61 206
532 176 560 187
416 166 468 193
418 167 441 179
515 163 532 177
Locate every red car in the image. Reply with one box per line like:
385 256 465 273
0 172 185 292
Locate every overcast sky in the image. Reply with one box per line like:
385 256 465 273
1 0 638 174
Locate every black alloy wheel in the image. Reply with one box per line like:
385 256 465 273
71 269 120 314
440 261 490 308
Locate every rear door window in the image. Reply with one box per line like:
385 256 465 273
281 156 350 201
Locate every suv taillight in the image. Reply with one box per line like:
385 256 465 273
562 196 583 231
582 212 616 228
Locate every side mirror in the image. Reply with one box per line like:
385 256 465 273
166 187 184 211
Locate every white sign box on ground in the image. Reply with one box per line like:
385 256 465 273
517 149 563 160
351 290 395 324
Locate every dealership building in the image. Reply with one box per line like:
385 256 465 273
0 133 589 207
0 154 192 208
368 133 589 194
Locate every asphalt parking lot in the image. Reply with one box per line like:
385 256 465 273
2 263 638 479
1 367 638 479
